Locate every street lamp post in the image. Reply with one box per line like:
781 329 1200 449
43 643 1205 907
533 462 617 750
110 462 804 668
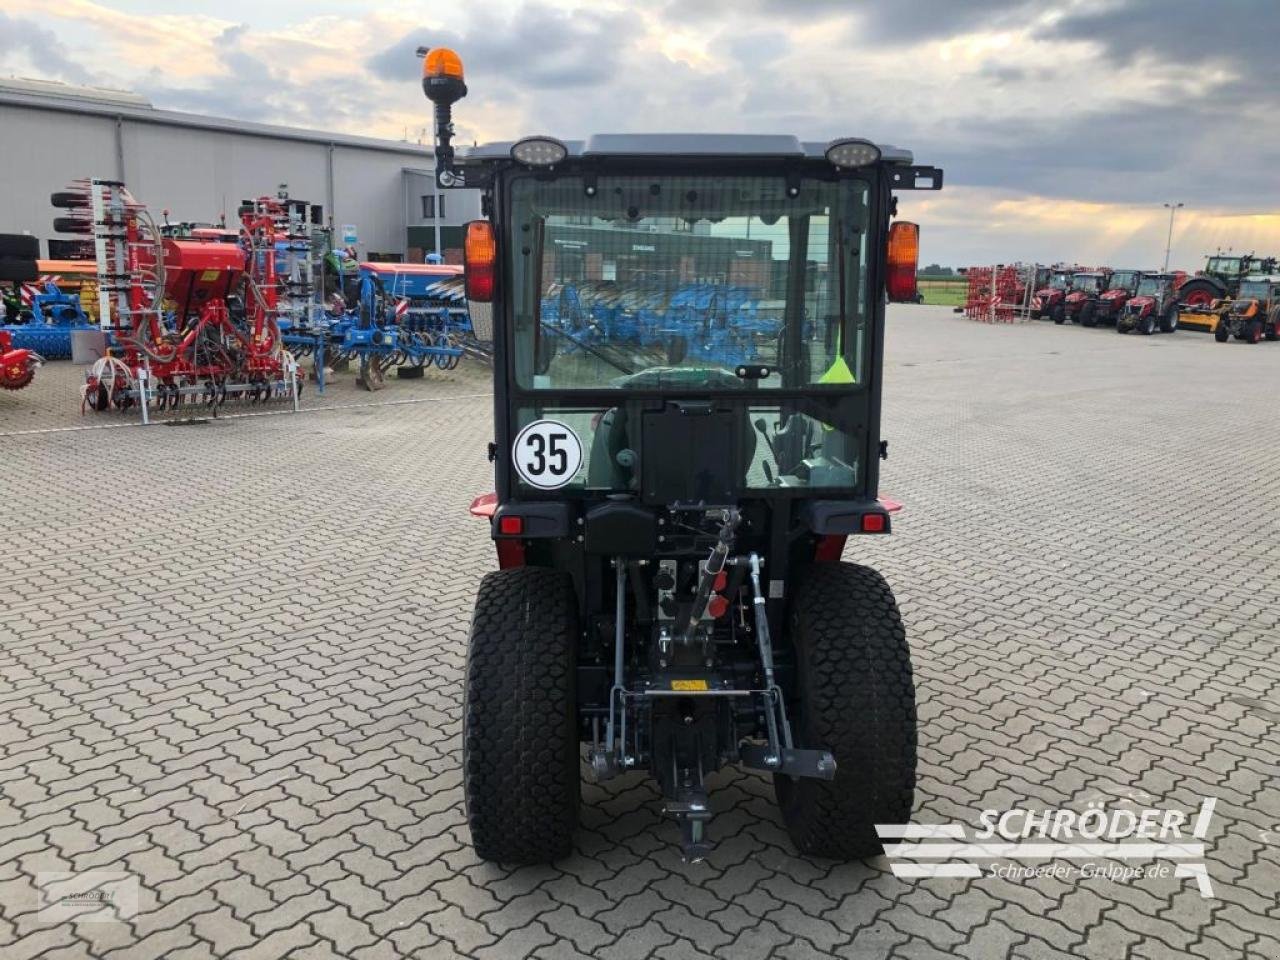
1163 202 1184 272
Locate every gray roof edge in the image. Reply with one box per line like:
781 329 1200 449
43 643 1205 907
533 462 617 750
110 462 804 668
0 89 430 157
458 133 915 164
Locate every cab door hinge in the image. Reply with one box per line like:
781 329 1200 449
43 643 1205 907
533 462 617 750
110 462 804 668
879 440 889 461
487 441 497 462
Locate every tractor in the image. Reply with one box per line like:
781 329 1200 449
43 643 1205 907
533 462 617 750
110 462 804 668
1062 270 1112 326
421 47 942 863
1210 276 1280 344
1092 269 1142 326
1033 269 1074 322
1116 273 1181 335
1177 252 1279 309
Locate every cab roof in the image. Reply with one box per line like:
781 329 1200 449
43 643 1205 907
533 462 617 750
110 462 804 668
457 133 914 164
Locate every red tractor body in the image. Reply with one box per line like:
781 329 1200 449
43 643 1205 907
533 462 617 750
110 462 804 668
1093 269 1143 323
1062 271 1111 325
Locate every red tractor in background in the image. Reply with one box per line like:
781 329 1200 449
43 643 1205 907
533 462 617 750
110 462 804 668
1092 269 1142 326
1034 269 1075 322
1062 270 1112 326
1116 273 1181 335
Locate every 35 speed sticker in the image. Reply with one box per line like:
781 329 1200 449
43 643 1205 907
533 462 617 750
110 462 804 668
512 419 583 489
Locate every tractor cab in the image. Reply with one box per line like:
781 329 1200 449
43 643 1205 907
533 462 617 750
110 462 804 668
1118 272 1180 335
1095 269 1141 323
424 47 943 863
1035 269 1074 321
1064 271 1111 325
1213 276 1280 343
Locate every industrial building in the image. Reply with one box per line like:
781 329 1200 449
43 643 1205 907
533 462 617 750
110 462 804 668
0 77 480 261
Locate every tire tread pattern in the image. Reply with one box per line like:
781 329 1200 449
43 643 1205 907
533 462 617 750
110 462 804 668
463 567 579 863
777 562 916 859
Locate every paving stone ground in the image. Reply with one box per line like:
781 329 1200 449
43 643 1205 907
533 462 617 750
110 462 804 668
2 307 1278 959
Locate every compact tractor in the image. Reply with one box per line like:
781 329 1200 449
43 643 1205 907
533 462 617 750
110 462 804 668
1034 269 1074 322
1062 270 1112 326
1116 273 1181 335
1091 269 1142 326
421 47 942 862
1177 252 1279 309
1209 276 1280 344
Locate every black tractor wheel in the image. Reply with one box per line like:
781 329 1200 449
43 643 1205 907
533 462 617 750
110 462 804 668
464 567 580 863
1247 319 1263 344
1051 304 1065 325
1266 307 1280 341
1214 320 1231 343
1176 278 1221 310
776 562 916 859
1139 312 1156 336
1159 305 1179 333
1080 301 1097 327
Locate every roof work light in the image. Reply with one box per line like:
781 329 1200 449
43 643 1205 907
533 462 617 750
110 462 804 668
510 136 569 168
825 138 881 169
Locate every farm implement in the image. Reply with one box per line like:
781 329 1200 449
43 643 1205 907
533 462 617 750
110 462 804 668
279 260 468 391
0 328 42 391
51 179 301 416
539 280 783 372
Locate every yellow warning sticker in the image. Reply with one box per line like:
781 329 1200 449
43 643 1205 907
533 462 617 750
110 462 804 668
200 270 223 282
670 679 709 691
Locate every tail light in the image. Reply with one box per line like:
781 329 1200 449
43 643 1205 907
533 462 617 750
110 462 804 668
886 221 919 302
464 220 496 302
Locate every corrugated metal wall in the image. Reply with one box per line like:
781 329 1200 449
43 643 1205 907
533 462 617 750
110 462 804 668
0 102 475 259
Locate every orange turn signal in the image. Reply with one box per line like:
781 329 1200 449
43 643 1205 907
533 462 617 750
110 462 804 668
464 220 496 302
886 221 919 303
423 48 464 80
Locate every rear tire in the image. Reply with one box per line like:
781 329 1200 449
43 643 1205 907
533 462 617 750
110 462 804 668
1177 278 1221 310
0 234 39 258
1159 305 1179 333
776 562 916 859
1215 321 1231 343
1248 319 1263 344
1266 307 1280 341
464 567 580 863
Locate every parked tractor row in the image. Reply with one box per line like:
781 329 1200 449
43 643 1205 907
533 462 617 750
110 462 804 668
1032 268 1182 334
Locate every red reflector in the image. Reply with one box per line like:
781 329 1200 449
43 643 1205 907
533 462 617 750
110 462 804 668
713 570 728 592
498 515 524 535
707 594 730 619
861 513 886 533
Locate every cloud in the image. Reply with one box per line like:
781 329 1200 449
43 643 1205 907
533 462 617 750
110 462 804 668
5 0 1279 268
0 11 95 84
370 3 639 91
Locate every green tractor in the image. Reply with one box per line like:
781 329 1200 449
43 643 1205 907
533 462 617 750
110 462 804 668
1177 252 1279 309
423 46 943 862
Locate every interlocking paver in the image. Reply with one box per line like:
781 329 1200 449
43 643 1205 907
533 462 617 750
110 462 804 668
3 310 1278 959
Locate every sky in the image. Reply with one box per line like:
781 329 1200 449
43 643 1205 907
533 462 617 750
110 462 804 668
1 0 1278 269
